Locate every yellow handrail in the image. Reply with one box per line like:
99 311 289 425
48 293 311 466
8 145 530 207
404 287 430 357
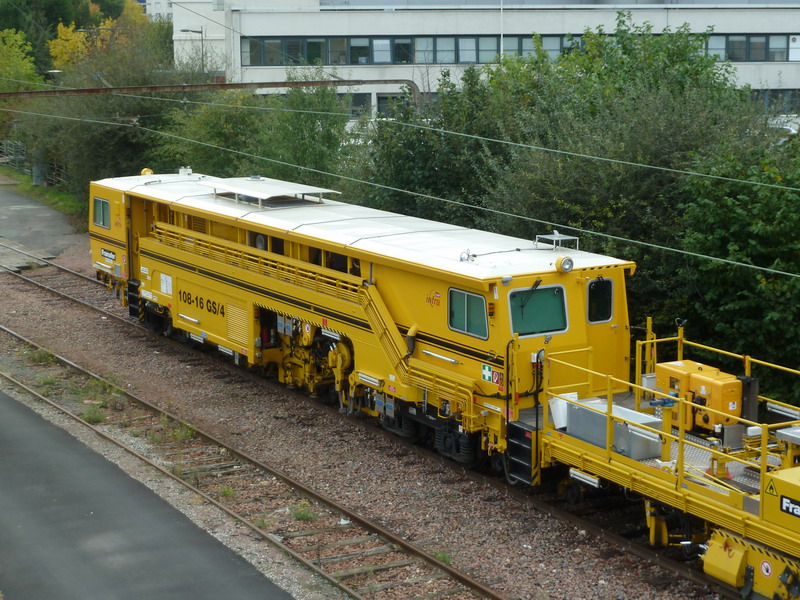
150 222 361 303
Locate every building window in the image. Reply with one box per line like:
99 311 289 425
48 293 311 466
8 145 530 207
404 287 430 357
241 38 261 66
587 278 613 323
263 40 281 65
415 37 434 63
449 289 488 339
395 38 413 63
350 38 370 64
349 92 371 116
373 38 391 63
377 95 401 115
750 36 767 61
502 36 519 56
707 36 726 60
542 36 561 61
458 37 477 63
437 37 455 63
478 37 498 63
521 37 535 57
728 36 747 61
329 38 347 64
510 286 566 336
307 38 325 64
769 35 789 61
93 197 111 229
286 39 303 64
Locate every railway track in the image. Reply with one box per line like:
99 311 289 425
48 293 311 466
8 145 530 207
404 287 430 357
0 325 503 600
0 245 736 599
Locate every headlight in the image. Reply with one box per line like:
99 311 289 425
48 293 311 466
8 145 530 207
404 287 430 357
556 256 574 273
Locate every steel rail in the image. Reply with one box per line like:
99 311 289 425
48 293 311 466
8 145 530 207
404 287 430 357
0 241 103 284
0 323 508 600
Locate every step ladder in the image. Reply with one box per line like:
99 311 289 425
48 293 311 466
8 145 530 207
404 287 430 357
507 420 535 484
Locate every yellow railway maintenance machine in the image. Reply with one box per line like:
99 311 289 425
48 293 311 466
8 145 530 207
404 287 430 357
90 169 800 598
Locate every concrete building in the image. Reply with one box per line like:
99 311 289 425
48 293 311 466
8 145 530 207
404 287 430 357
170 0 800 114
145 0 173 19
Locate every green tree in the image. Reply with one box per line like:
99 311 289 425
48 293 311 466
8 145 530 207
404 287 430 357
153 68 351 187
11 4 176 197
0 29 45 134
678 141 800 399
0 28 42 90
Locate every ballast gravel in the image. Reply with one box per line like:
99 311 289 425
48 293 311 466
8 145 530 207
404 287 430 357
0 238 722 600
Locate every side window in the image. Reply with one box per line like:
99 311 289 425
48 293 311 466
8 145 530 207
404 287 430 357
510 286 566 336
587 278 613 323
449 289 488 339
93 197 110 229
249 231 267 250
326 251 347 273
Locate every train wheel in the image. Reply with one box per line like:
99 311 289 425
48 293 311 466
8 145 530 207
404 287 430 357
379 413 420 442
564 480 583 505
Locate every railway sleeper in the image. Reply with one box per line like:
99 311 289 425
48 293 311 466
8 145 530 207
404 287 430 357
164 454 233 465
354 574 454 595
280 523 355 538
329 558 420 580
311 543 395 565
177 460 242 474
189 465 246 480
294 534 378 553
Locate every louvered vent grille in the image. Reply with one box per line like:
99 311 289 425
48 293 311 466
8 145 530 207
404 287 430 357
191 217 207 234
227 304 248 346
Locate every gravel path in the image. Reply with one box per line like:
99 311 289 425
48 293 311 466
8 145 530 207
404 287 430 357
0 237 719 600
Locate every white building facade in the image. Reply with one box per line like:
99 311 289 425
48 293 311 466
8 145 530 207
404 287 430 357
170 0 800 114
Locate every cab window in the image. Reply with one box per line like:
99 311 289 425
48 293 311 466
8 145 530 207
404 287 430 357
510 286 566 336
449 289 488 339
93 197 110 229
587 278 613 323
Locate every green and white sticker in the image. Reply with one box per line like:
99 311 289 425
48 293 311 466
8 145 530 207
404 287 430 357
481 364 492 382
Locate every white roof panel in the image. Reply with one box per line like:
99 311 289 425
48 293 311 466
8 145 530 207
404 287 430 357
95 172 631 279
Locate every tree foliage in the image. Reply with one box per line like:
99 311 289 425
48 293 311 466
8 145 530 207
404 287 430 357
354 12 770 329
0 28 42 90
11 1 176 197
49 3 146 69
0 29 45 133
678 140 800 399
0 0 125 71
152 69 351 189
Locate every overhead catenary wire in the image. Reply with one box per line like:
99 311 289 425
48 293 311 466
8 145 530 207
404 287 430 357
1 75 796 195
1 105 798 281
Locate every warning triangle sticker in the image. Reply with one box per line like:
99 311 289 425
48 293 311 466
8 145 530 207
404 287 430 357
765 479 778 496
